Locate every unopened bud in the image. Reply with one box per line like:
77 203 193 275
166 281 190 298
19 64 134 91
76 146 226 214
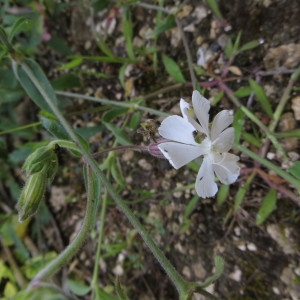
23 145 58 180
17 171 47 223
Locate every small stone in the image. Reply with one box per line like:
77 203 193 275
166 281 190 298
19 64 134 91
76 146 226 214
138 159 152 171
247 243 257 251
229 266 242 282
182 266 191 279
122 150 134 162
291 96 300 120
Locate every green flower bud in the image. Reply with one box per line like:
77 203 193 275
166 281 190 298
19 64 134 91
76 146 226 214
17 171 47 223
22 145 58 177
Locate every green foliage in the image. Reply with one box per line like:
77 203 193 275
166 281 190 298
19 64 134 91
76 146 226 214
288 161 300 180
205 0 223 20
12 58 58 113
162 54 186 83
249 79 273 118
256 189 277 225
225 32 262 59
217 184 229 205
67 279 91 296
149 14 176 37
13 286 67 300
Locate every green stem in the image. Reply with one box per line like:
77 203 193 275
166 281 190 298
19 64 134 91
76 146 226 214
269 66 300 132
30 166 95 285
56 91 169 117
235 144 300 193
20 61 189 296
91 191 108 298
0 122 41 136
221 82 287 158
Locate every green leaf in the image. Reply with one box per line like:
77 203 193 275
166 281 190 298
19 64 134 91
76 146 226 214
211 91 224 105
67 279 91 296
256 189 277 225
183 195 199 219
234 86 251 98
288 161 300 179
12 58 57 113
249 79 273 118
95 287 120 300
102 108 129 122
119 63 128 87
59 57 83 70
40 115 69 140
13 286 68 300
104 122 132 145
93 0 110 13
51 73 81 90
233 31 242 54
199 256 224 288
46 34 73 56
224 38 233 58
217 184 229 205
242 132 262 147
162 54 186 83
238 39 261 53
205 0 223 19
116 277 130 300
233 107 245 144
149 14 176 37
129 111 142 130
122 7 135 60
8 17 29 42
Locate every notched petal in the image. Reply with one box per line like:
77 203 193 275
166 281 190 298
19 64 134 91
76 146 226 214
158 115 197 144
213 127 234 152
211 110 233 141
195 156 218 198
192 90 210 136
213 153 240 184
158 142 205 169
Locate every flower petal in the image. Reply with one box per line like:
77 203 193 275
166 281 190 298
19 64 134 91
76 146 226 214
211 110 233 141
192 90 210 136
212 127 234 153
213 153 240 184
158 142 206 169
158 115 197 144
180 98 191 120
195 156 218 198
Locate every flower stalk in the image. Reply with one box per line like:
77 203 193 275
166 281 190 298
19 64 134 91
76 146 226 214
17 58 194 298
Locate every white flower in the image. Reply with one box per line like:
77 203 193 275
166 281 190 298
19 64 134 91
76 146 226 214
158 90 240 198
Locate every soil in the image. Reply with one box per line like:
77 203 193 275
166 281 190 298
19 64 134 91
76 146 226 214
3 1 300 300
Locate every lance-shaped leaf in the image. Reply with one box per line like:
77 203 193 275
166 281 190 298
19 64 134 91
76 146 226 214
12 58 57 113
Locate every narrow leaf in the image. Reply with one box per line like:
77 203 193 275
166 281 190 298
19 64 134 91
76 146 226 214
288 161 300 180
104 122 131 145
249 79 273 118
162 54 186 83
59 57 83 70
12 58 57 112
239 40 261 53
256 189 277 225
206 0 223 19
148 14 176 37
8 17 29 42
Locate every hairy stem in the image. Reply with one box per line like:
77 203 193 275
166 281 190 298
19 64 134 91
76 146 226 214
21 60 189 297
30 166 95 285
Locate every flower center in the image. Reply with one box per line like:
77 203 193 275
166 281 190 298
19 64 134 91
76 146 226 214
193 130 206 144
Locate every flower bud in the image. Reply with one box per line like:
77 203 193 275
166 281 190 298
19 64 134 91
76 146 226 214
17 171 47 223
23 145 58 177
